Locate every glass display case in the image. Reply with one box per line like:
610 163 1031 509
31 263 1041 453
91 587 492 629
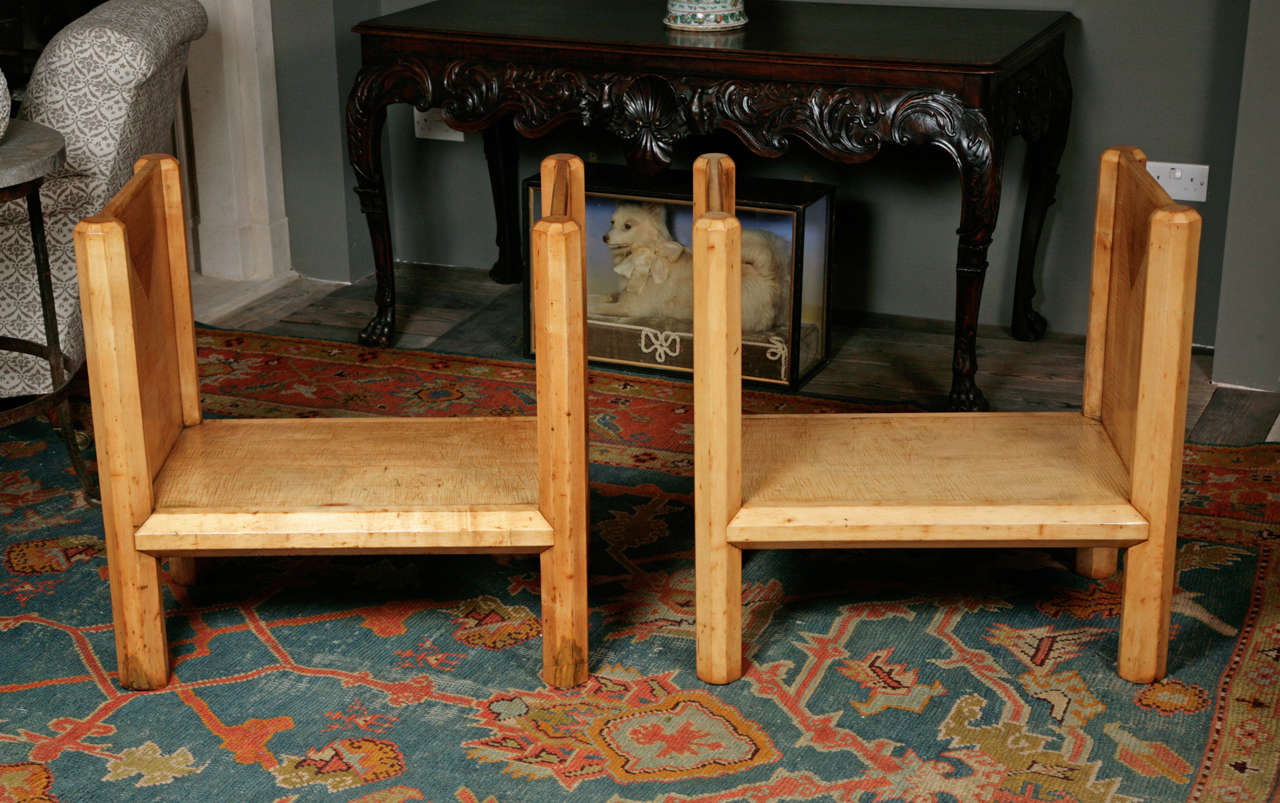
524 164 833 389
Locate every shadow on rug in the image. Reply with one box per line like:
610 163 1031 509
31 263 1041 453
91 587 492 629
0 329 1276 802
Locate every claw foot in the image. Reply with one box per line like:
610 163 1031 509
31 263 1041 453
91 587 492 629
948 377 989 412
358 308 396 347
1011 306 1048 342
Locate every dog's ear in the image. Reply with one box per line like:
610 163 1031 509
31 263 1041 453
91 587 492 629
644 203 666 223
656 240 684 264
650 251 672 284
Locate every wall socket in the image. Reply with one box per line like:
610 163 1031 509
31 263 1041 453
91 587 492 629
1145 161 1209 203
413 107 464 142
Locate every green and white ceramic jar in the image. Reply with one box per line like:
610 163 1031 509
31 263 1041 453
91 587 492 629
664 0 748 31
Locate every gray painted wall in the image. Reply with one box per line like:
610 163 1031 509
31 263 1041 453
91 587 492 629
1213 0 1280 391
271 0 377 283
278 0 1254 345
271 0 344 282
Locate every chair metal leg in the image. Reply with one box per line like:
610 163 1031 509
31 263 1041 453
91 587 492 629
27 183 99 502
51 398 98 502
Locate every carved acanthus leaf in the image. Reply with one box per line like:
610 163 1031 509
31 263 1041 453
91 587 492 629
346 57 434 193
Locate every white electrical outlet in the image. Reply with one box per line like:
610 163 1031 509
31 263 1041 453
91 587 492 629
413 107 464 142
1145 161 1209 203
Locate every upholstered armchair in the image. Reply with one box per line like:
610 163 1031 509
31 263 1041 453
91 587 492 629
0 0 207 397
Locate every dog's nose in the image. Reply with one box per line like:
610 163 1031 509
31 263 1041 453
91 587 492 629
602 235 609 243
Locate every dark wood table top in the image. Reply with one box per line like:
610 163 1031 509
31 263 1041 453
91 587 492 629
357 0 1070 74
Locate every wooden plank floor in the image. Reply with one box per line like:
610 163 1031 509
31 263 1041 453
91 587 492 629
202 264 1279 445
1188 387 1280 446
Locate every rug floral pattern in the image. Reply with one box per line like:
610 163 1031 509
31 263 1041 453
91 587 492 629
0 330 1276 802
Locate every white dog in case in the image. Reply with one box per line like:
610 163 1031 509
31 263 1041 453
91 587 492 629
589 202 788 333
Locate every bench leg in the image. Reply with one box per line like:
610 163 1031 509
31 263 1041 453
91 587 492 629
1117 536 1176 683
168 557 198 586
540 536 589 688
696 536 742 684
1075 547 1118 579
104 514 168 689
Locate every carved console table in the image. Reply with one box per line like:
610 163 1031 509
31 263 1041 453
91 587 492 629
347 0 1072 410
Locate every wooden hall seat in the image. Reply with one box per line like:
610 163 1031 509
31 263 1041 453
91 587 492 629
692 148 1201 685
75 154 590 690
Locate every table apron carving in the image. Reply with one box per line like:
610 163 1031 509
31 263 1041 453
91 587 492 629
352 58 999 170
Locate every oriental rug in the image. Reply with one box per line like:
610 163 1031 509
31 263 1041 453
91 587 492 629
0 329 1276 802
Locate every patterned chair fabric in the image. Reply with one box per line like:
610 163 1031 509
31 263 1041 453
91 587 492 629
0 0 207 396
